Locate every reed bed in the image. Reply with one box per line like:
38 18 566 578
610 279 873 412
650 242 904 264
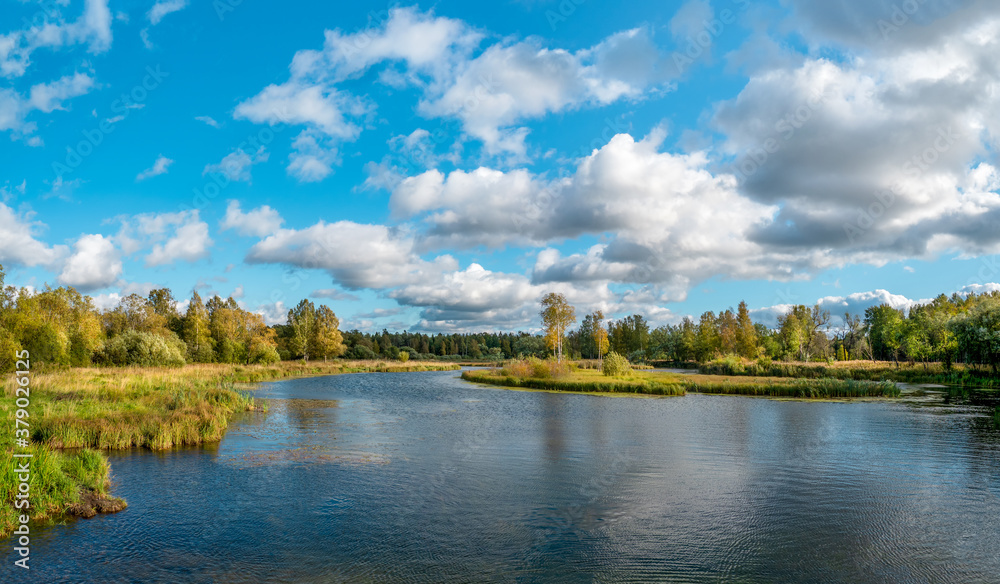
465 365 901 399
575 360 653 371
681 374 900 398
700 356 998 387
462 369 686 396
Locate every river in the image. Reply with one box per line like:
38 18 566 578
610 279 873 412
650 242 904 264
8 370 1000 583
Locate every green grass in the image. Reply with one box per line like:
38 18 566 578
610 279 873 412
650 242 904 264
0 441 122 539
462 369 686 396
699 356 999 387
681 374 900 398
1 359 459 538
464 367 900 399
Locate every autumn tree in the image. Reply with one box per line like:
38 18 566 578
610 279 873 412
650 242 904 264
592 310 609 362
310 305 345 361
148 288 182 336
540 293 575 362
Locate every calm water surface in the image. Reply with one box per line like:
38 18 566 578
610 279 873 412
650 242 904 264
9 370 1000 583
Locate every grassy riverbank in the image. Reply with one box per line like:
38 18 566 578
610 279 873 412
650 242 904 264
700 357 999 387
463 367 900 399
1 360 458 538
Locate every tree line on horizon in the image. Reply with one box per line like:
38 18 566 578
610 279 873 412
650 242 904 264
1 264 998 373
552 292 1000 371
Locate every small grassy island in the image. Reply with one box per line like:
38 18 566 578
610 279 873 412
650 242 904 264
462 356 901 399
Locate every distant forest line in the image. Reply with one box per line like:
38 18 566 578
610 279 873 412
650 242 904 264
2 264 999 372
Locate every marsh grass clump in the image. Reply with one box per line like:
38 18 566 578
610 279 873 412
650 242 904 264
602 352 631 377
699 356 1000 387
0 444 125 538
501 358 570 379
682 375 900 398
463 368 685 396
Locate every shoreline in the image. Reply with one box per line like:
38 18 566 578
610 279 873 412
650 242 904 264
1 360 460 539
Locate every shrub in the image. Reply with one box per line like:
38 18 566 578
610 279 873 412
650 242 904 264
95 331 186 367
0 330 21 374
398 351 410 362
501 357 568 379
248 342 281 365
347 345 376 360
19 322 69 366
602 352 631 377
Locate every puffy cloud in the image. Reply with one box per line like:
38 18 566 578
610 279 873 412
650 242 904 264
203 147 269 183
145 211 213 267
314 6 481 80
57 234 122 291
245 220 458 290
136 155 174 181
112 211 212 267
816 289 922 317
220 201 284 237
391 262 536 314
90 292 123 312
234 6 669 170
286 131 339 182
959 282 1000 295
254 301 288 326
234 83 364 140
418 27 662 156
393 131 779 290
0 202 66 268
711 12 1000 265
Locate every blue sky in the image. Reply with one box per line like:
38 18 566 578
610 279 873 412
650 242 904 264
2 0 999 332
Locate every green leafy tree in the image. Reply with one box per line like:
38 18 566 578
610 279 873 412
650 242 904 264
182 291 214 363
865 304 905 363
284 299 317 360
734 301 759 358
